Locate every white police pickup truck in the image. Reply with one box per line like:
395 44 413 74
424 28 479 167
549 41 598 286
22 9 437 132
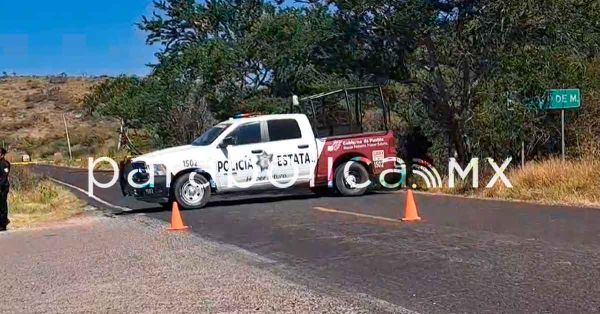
120 113 397 209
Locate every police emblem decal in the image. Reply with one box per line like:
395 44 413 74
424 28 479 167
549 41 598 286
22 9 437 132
256 151 273 171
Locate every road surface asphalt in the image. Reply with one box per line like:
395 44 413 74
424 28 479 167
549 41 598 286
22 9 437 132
29 165 600 313
2 214 402 313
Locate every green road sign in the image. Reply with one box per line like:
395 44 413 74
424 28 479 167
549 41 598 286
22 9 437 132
547 89 581 110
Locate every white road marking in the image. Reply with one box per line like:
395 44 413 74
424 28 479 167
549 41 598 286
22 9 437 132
312 206 402 223
48 177 132 212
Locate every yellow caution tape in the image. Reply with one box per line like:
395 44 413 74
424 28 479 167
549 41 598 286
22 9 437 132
12 160 84 166
12 162 37 166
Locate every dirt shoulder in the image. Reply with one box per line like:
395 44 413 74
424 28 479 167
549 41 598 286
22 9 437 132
0 213 404 313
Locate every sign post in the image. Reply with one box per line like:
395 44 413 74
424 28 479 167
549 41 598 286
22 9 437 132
561 109 565 160
546 89 581 160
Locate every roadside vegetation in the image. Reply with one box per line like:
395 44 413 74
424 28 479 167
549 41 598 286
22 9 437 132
8 166 85 229
425 158 600 207
45 149 133 171
0 76 119 161
483 158 600 207
81 0 600 161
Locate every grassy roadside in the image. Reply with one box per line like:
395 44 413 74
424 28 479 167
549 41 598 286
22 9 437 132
482 158 600 207
429 158 600 208
8 166 86 230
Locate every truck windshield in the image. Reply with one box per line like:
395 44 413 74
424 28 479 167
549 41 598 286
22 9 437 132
191 124 231 146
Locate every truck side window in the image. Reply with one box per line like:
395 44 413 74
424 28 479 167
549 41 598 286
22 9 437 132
267 119 302 141
230 122 261 145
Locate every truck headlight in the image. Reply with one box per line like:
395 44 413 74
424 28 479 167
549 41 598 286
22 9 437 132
150 164 168 176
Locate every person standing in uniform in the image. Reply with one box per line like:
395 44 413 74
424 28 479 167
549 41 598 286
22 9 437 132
0 148 10 231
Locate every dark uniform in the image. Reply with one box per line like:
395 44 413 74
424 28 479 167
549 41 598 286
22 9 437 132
0 156 10 230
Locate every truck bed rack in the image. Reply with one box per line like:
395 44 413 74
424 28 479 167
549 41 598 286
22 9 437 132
292 86 390 138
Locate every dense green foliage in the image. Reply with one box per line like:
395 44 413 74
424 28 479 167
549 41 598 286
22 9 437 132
84 0 600 165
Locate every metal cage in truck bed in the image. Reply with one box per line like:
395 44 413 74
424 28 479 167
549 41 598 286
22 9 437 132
290 86 391 138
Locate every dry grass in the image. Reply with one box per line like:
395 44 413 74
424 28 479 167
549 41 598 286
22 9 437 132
424 158 600 207
7 166 85 229
481 158 600 207
43 149 133 171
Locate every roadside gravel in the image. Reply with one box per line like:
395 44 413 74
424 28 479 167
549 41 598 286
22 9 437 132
0 212 403 313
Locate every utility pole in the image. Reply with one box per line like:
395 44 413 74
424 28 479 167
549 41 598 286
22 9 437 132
63 114 73 160
117 119 124 151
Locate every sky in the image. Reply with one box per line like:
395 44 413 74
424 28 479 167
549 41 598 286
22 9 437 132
0 0 159 76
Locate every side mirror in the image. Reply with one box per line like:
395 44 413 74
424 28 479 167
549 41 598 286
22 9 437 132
219 136 234 148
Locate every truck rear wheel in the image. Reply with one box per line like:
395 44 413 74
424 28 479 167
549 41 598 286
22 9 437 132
173 173 211 209
334 161 370 196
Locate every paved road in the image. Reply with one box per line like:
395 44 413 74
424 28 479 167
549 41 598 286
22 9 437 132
2 215 391 313
32 165 600 313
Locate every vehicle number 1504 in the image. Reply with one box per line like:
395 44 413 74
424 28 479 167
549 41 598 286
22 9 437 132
183 160 198 168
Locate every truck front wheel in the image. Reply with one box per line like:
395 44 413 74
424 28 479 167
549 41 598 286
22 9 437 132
173 173 211 209
334 161 370 196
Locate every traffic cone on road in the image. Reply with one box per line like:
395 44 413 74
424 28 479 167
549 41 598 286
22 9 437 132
168 202 189 231
401 190 421 222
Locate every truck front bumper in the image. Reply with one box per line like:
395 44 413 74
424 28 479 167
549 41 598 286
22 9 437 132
120 160 170 203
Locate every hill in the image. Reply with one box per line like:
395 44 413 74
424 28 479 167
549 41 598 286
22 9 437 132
0 76 119 161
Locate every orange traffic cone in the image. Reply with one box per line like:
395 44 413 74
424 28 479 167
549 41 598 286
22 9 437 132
402 189 421 222
168 202 189 231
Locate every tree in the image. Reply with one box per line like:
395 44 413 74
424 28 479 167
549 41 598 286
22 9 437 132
380 0 598 163
86 0 600 161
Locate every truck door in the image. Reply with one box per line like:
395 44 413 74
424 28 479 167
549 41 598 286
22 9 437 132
263 118 317 187
216 121 271 191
